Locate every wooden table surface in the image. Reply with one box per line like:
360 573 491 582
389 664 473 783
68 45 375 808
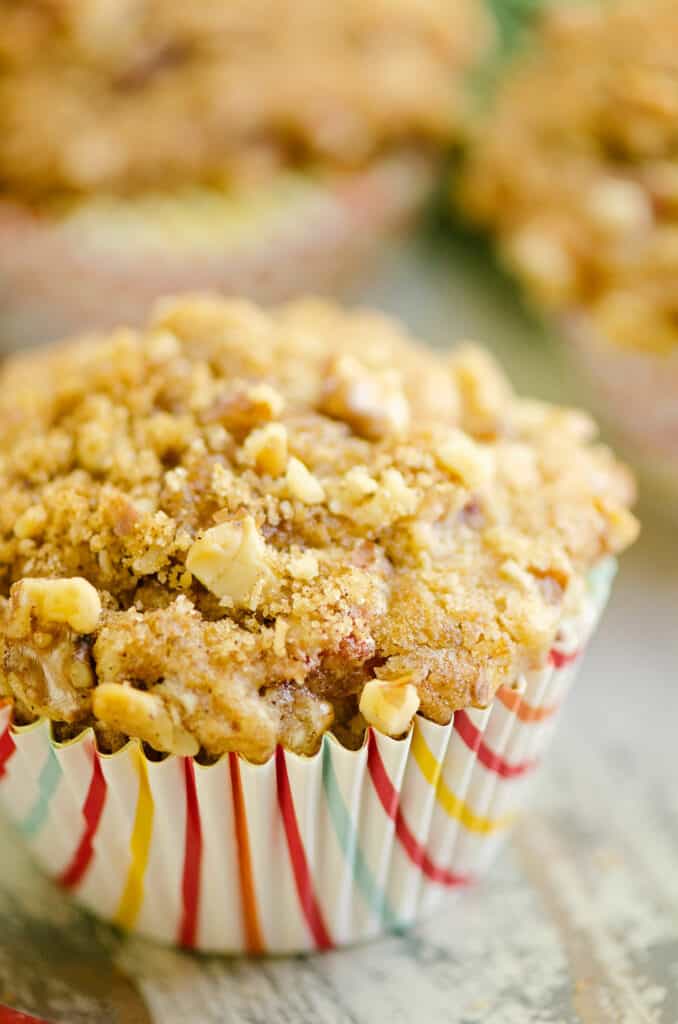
1 234 676 1023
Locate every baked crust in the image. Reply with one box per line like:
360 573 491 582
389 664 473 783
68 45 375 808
0 297 638 760
461 0 678 354
0 0 489 198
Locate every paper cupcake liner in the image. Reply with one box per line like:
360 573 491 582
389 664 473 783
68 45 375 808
0 153 434 353
0 561 615 954
562 312 678 504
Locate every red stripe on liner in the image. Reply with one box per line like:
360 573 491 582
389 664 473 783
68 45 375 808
0 728 16 779
275 747 333 950
0 1007 50 1023
453 711 537 779
549 647 581 669
178 758 203 948
58 751 107 890
367 733 471 888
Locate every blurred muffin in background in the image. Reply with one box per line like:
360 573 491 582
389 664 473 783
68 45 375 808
459 0 678 498
0 0 491 349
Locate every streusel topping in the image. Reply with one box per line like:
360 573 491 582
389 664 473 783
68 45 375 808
0 0 489 199
461 0 678 353
0 297 638 760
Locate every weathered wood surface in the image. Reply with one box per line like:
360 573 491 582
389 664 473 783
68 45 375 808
1 238 676 1023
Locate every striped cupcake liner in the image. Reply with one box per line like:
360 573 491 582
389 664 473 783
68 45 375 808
562 312 678 506
0 154 433 353
0 561 615 954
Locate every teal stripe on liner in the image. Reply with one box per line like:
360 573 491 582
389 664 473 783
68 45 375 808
321 742 400 930
19 746 61 839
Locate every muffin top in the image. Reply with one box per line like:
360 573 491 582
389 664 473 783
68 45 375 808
0 0 490 199
461 0 678 354
0 297 638 761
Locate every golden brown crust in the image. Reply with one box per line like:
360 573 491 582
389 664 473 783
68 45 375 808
461 0 678 354
0 296 638 760
0 0 489 199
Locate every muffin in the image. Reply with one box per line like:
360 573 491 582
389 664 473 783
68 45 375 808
0 296 637 951
0 0 491 350
459 0 678 497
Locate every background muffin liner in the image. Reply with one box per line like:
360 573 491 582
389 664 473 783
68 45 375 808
562 313 678 505
0 560 614 954
0 153 433 353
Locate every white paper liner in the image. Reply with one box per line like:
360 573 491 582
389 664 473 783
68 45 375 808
0 560 615 954
0 154 433 352
562 311 678 502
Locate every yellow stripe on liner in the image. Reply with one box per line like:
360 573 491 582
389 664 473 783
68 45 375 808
113 748 154 931
410 729 515 836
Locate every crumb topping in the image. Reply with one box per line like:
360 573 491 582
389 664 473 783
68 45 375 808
461 0 678 353
0 0 489 199
0 296 638 760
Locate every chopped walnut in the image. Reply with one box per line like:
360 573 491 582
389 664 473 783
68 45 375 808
92 683 199 757
359 676 420 737
13 504 48 540
2 577 100 721
320 354 411 439
329 467 418 531
450 345 512 436
186 513 271 608
243 423 288 476
7 577 101 637
202 384 284 438
435 430 494 490
505 226 576 307
288 551 319 581
286 457 325 505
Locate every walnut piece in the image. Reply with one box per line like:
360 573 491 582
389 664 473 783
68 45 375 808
7 577 101 637
319 354 411 439
435 429 494 490
286 456 325 504
243 422 288 476
288 551 319 581
92 683 200 757
359 677 420 737
2 577 100 722
186 513 271 608
13 505 48 540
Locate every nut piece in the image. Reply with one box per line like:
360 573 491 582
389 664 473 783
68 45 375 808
8 577 102 637
243 422 288 476
330 466 418 530
585 178 652 236
320 354 410 439
450 344 513 436
186 513 270 607
595 498 640 551
435 430 494 490
359 677 420 737
288 551 319 581
14 504 48 539
286 457 325 504
505 227 574 307
247 383 285 420
92 684 199 757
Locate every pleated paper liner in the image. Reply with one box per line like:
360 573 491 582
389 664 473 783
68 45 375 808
562 312 678 510
0 560 615 954
0 153 433 353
